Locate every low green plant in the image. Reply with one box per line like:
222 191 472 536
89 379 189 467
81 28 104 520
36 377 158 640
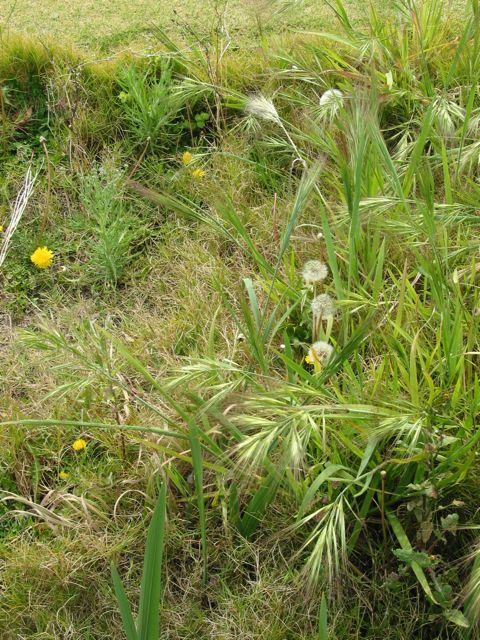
76 165 143 286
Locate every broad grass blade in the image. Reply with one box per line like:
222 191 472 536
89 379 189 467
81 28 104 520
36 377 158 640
111 564 139 640
137 483 167 640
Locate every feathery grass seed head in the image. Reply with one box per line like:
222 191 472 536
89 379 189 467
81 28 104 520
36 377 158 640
319 89 343 106
245 95 281 124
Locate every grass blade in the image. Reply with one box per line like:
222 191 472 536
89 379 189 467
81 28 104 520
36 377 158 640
318 593 328 639
111 565 139 640
138 483 167 640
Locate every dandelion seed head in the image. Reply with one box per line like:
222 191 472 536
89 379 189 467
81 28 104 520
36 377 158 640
311 293 336 319
302 260 328 284
30 246 54 269
307 341 334 365
245 95 281 124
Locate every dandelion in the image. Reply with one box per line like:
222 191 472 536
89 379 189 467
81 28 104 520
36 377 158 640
30 246 54 269
0 226 3 233
182 151 192 166
311 293 335 319
191 168 205 179
244 95 281 125
302 260 328 285
72 438 87 452
319 88 343 107
305 341 334 366
59 470 70 480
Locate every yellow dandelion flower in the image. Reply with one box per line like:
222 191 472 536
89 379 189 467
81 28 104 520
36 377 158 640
0 225 4 233
182 150 193 165
31 246 54 269
59 470 70 480
305 354 315 365
191 168 205 179
72 438 87 452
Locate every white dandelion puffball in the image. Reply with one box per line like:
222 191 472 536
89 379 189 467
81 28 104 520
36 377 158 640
302 260 329 285
309 341 334 365
319 89 343 107
244 95 281 124
311 293 336 319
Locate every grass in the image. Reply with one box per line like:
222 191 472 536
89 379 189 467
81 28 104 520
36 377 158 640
0 0 376 51
1 0 480 638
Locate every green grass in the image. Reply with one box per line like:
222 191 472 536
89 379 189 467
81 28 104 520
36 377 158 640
1 0 480 638
0 0 417 51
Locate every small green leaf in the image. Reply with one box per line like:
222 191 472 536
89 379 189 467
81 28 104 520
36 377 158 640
444 609 470 628
387 511 438 604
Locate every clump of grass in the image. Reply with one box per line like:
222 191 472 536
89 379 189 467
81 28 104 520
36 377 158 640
116 60 182 148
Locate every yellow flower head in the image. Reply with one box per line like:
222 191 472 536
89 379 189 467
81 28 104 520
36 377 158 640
182 151 193 166
72 438 87 452
305 354 315 365
0 225 4 233
191 168 205 179
31 246 54 269
59 470 70 480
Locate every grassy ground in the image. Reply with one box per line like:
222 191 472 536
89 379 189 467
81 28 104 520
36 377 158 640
1 0 378 50
1 0 480 638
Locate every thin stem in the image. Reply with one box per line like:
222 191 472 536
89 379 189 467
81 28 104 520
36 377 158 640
37 136 52 245
127 136 151 180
